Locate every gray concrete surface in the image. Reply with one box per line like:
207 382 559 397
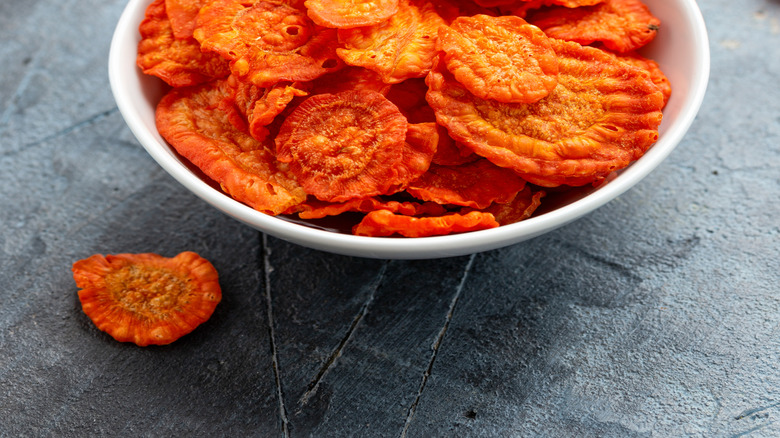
1 0 779 436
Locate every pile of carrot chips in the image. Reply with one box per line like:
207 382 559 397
140 0 669 237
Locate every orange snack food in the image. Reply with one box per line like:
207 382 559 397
336 0 445 84
72 252 221 346
353 209 499 237
137 0 230 87
193 0 342 87
526 0 661 53
426 37 664 187
156 80 307 214
406 159 527 208
304 0 400 29
275 90 408 202
137 0 671 237
438 14 559 104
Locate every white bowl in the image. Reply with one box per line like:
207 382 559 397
108 0 709 259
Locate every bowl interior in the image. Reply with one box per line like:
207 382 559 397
109 0 710 259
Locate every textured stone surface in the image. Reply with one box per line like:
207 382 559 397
1 0 779 436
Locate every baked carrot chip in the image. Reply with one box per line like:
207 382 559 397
336 0 446 84
296 196 447 219
468 185 545 225
353 209 499 237
165 0 210 39
614 51 671 107
304 0 400 29
438 14 558 104
406 159 526 208
137 0 230 87
156 80 307 214
193 0 342 87
72 252 221 346
426 38 664 186
526 0 661 53
275 90 408 202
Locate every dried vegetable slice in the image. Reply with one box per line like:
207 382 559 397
336 0 446 84
386 122 439 193
615 51 671 107
222 76 310 141
296 196 447 219
304 0 400 29
463 186 545 225
431 125 479 166
501 0 604 18
438 14 559 104
426 38 665 186
72 252 221 346
352 209 499 237
193 0 342 87
165 0 210 39
406 159 526 208
309 67 392 96
137 0 230 87
156 80 307 214
275 90 408 202
526 0 661 53
385 78 436 123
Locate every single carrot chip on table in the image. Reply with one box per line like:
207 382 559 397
137 0 230 87
275 90 409 202
525 0 661 53
156 79 307 214
426 37 665 187
437 14 559 104
72 252 221 346
353 209 499 237
193 0 342 87
304 0 400 29
336 0 446 84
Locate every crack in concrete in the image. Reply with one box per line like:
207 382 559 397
400 253 476 438
261 234 290 438
298 261 388 406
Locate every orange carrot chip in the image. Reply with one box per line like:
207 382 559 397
137 0 230 87
405 159 526 208
304 0 400 29
296 196 446 219
72 252 221 346
426 38 664 186
464 185 545 225
386 122 439 193
156 80 307 214
275 90 408 202
615 51 671 107
193 0 342 87
352 209 499 237
336 0 446 84
309 67 392 96
431 125 479 166
165 0 210 39
526 0 661 53
438 14 559 104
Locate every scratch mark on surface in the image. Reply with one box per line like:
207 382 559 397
735 402 780 420
11 107 120 155
299 261 388 406
0 55 41 130
262 234 290 438
730 422 773 438
400 253 476 438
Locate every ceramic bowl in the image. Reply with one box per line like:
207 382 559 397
108 0 710 259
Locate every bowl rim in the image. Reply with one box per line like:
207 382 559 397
109 0 710 259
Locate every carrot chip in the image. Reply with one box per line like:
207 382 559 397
426 37 664 187
336 0 446 84
438 14 559 104
165 0 210 39
304 0 400 29
137 0 230 87
353 209 499 237
72 252 221 346
275 90 408 202
526 0 661 53
156 80 307 214
193 0 342 87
